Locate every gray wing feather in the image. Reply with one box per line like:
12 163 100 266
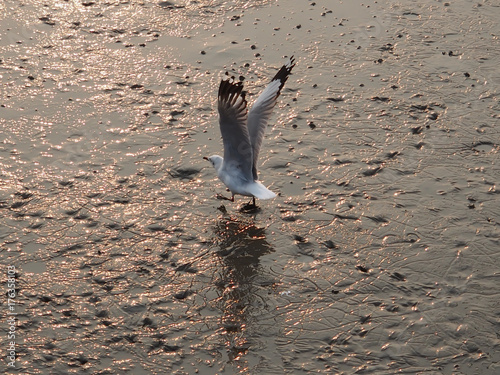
248 56 295 180
218 78 254 182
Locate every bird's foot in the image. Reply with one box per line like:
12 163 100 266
240 198 260 213
240 204 260 213
216 193 234 202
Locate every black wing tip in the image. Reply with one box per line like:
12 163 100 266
272 55 296 84
218 75 247 109
219 76 243 95
218 55 295 105
267 55 296 99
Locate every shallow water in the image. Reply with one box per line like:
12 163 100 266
1 0 499 374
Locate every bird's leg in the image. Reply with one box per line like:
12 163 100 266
231 194 235 202
240 196 260 212
246 196 256 207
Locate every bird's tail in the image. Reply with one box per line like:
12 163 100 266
247 182 276 200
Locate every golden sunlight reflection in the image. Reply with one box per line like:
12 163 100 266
2 0 499 373
212 215 273 365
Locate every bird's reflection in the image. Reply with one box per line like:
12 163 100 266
212 213 274 365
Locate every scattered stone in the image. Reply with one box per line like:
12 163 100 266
147 224 165 232
386 151 400 159
360 314 371 323
370 96 390 102
39 16 55 26
173 290 192 300
293 234 306 242
322 240 337 249
362 166 382 177
390 272 407 281
158 1 185 9
411 126 423 134
163 345 181 352
175 263 197 273
356 265 370 273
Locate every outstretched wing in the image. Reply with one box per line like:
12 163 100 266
218 77 254 182
247 56 295 180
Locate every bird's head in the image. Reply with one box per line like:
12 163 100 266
203 155 223 171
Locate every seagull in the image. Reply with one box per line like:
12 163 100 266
204 56 295 206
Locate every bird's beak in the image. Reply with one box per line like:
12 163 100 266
203 156 209 161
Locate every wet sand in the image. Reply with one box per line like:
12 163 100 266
1 0 499 374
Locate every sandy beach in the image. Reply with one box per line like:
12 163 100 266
1 0 499 373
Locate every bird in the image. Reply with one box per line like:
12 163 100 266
204 56 295 206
